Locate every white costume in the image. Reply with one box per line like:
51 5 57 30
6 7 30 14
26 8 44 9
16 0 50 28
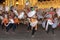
9 19 14 23
27 10 38 27
18 12 25 19
5 6 9 12
13 9 18 16
52 18 59 28
45 19 53 31
56 8 60 17
27 10 36 17
30 20 38 27
43 12 52 29
6 19 14 26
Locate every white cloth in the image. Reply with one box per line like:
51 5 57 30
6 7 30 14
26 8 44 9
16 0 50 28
6 19 14 26
9 19 14 23
52 18 58 28
52 23 58 28
56 9 60 17
27 10 36 17
13 10 18 16
18 12 24 19
45 19 53 31
5 6 9 12
47 19 53 25
0 16 3 20
30 20 38 27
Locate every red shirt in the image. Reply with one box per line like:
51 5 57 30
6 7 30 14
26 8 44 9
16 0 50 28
47 18 53 21
49 11 55 15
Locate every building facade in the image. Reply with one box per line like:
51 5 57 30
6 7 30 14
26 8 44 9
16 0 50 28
3 0 60 9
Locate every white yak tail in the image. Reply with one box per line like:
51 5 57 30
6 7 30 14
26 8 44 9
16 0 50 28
13 10 18 16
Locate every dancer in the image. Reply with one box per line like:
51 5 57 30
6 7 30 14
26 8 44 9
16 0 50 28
45 7 55 34
27 7 38 37
1 14 8 30
5 15 16 34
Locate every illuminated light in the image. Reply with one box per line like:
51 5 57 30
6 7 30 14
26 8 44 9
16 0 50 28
3 2 5 4
16 1 19 4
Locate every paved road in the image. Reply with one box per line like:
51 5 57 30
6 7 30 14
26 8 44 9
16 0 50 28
0 23 60 40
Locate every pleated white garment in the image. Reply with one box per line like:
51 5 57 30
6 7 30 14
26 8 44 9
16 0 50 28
30 20 38 27
13 10 18 16
18 12 24 19
6 19 14 27
52 18 59 28
27 10 36 17
56 9 60 17
45 19 53 31
52 23 58 28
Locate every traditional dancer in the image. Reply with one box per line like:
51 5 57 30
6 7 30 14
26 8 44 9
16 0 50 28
27 7 38 37
14 16 19 28
27 18 31 32
5 15 16 34
52 14 58 29
18 11 25 19
1 15 8 30
56 8 60 29
45 7 55 34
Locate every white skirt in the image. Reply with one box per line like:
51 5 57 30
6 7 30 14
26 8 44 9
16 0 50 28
18 12 24 19
13 10 18 16
52 23 58 28
30 20 38 27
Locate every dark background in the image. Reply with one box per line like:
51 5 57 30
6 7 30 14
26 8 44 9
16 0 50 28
0 0 51 3
0 0 53 4
38 0 50 2
0 0 5 3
